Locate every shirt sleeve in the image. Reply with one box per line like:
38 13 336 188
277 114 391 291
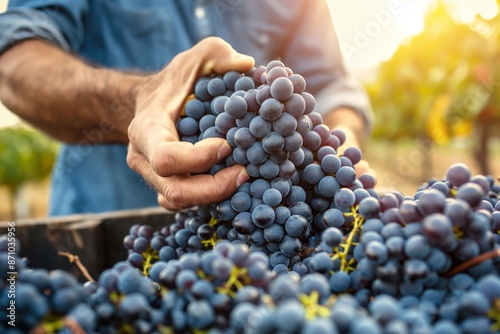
280 1 374 134
0 0 88 55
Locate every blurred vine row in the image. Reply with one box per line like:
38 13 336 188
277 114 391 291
367 1 500 143
0 126 58 218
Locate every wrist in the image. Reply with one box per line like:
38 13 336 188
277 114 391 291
91 68 147 143
323 107 366 148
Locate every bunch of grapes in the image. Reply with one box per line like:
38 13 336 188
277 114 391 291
123 206 232 274
0 234 96 333
176 61 376 279
1 61 500 334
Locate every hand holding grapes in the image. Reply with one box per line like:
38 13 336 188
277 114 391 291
127 37 254 210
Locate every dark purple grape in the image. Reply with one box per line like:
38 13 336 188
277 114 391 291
456 182 484 207
288 74 306 94
266 66 288 85
343 146 362 165
270 77 294 102
224 95 248 119
446 163 471 187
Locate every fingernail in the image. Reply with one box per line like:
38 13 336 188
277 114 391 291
235 53 254 62
236 168 250 188
216 142 232 161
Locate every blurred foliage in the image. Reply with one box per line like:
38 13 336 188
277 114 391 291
367 0 500 143
0 126 58 198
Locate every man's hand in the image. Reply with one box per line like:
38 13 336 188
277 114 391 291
127 37 254 210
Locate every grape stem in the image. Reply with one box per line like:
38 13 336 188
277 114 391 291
299 291 331 321
58 251 95 282
331 207 364 272
487 298 500 332
443 248 500 277
217 266 249 298
32 316 85 334
142 249 159 277
62 317 86 334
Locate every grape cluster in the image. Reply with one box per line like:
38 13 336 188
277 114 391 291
123 206 232 274
177 61 376 278
0 235 96 333
1 62 500 333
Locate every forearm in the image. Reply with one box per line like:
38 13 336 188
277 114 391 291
324 107 367 148
0 39 146 143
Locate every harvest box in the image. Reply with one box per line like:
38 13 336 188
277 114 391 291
0 207 174 281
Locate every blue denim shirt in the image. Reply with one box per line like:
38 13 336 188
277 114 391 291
0 0 373 216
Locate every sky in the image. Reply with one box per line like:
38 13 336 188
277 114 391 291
1 0 499 127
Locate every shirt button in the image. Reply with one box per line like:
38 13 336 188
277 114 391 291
195 6 206 19
259 34 270 45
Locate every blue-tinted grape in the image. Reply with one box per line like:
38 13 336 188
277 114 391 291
322 227 343 247
365 240 388 265
194 78 211 101
185 99 206 120
322 208 345 228
262 131 284 155
358 197 381 219
224 95 248 119
215 112 236 134
233 127 256 149
263 224 285 244
318 175 340 197
336 166 357 186
273 112 297 137
252 204 275 228
422 213 453 245
334 188 356 210
256 85 272 104
303 163 325 185
259 98 283 122
249 116 272 139
285 215 309 238
234 76 255 91
199 114 216 133
302 131 322 151
247 141 268 165
178 117 198 136
419 189 446 215
223 71 242 90
262 188 282 207
294 116 312 138
210 96 229 115
207 77 226 97
259 159 280 179
456 182 484 207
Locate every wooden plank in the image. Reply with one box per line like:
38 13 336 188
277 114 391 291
0 207 176 281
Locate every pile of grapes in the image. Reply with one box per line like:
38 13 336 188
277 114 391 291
2 61 500 334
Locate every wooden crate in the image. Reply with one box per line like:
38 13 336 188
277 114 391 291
0 207 175 281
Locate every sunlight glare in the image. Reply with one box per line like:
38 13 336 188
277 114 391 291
394 1 429 37
443 0 498 23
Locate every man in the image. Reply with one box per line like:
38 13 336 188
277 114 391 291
0 0 373 215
